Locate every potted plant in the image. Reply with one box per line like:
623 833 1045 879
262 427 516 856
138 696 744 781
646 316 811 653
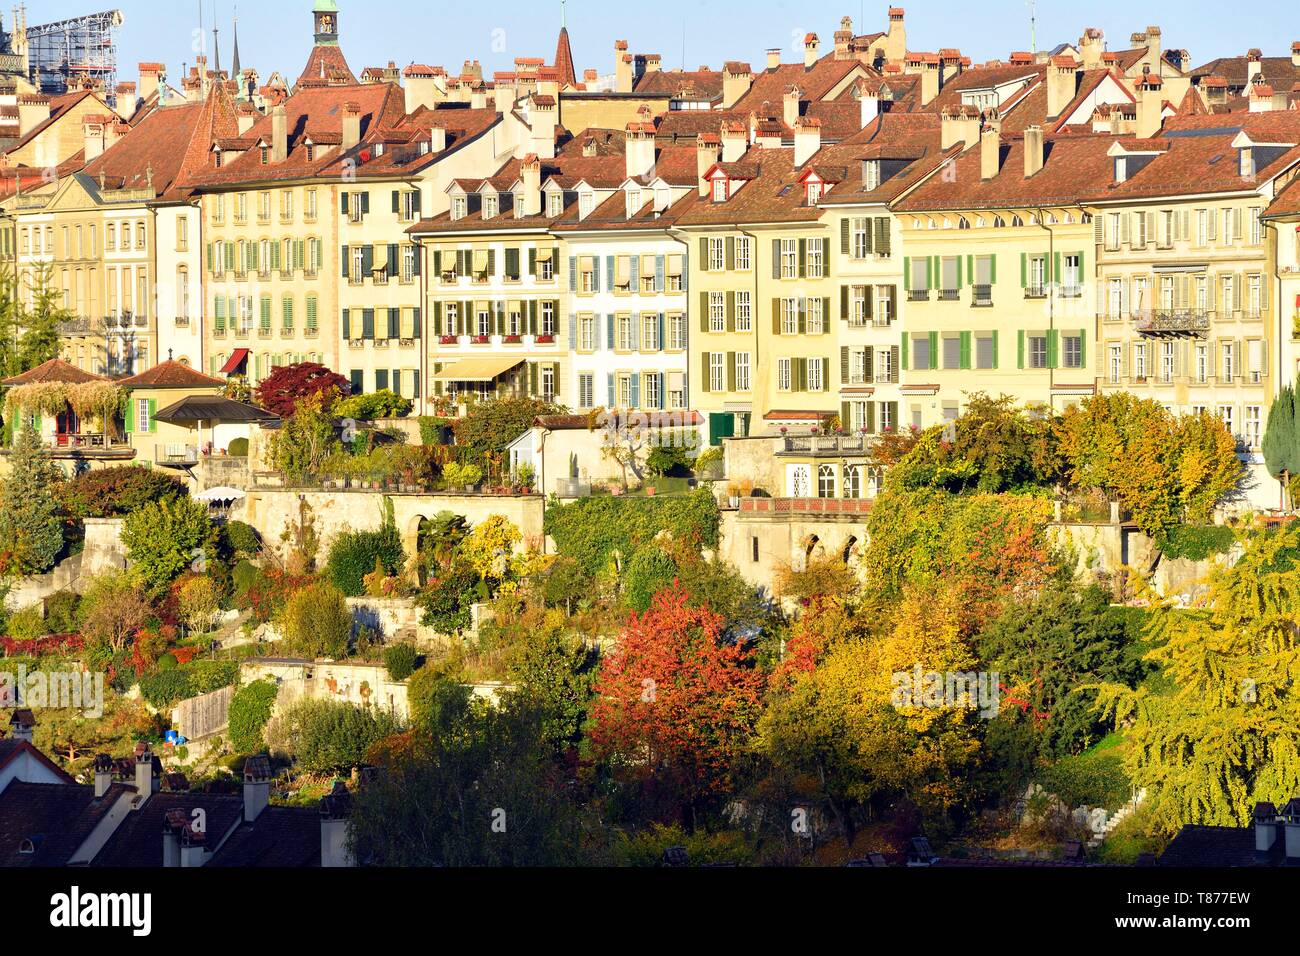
536 334 555 344
472 334 490 345
440 334 458 345
505 334 522 344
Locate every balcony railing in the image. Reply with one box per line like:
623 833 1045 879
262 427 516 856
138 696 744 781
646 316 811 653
1136 310 1211 336
908 289 929 302
780 435 869 455
972 284 993 306
938 288 960 301
156 444 199 466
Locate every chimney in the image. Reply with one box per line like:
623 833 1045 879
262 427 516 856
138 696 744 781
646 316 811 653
134 742 157 798
625 113 656 181
804 33 820 70
793 117 821 167
138 62 162 103
1247 49 1262 84
93 754 114 798
1249 82 1276 113
9 709 34 743
1023 125 1044 178
17 94 51 138
644 54 662 74
721 61 753 109
428 126 447 152
615 41 633 93
721 121 747 162
1293 42 1300 69
859 80 879 126
320 781 355 867
886 7 907 64
1047 56 1078 119
980 124 1002 180
270 105 288 163
521 154 541 216
528 94 557 160
162 808 184 868
1255 802 1279 862
1079 28 1104 70
180 826 206 867
912 55 940 106
835 17 854 61
1145 25 1162 66
83 116 107 162
941 106 980 150
470 87 487 110
341 102 361 150
766 48 782 71
403 65 446 113
1135 72 1163 139
493 77 516 112
783 85 801 129
697 133 720 197
243 754 272 822
114 82 136 120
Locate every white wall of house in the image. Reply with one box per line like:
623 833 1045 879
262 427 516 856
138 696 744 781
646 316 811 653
153 203 204 370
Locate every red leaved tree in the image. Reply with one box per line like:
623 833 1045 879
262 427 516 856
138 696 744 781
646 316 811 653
253 363 350 419
588 583 766 824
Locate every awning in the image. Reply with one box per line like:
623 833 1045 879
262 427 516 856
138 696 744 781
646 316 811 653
219 349 250 375
155 396 279 424
195 487 246 503
431 358 524 383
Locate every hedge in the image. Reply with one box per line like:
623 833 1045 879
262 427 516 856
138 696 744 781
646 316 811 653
543 487 720 576
1159 523 1235 562
229 680 279 754
327 524 405 596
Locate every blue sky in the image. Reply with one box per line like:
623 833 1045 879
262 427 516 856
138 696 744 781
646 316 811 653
27 1 1300 88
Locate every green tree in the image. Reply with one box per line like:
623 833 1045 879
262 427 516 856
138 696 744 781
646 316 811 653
120 496 215 595
270 698 399 772
278 581 353 659
228 680 279 754
452 396 566 460
269 391 339 481
1098 524 1300 832
16 262 69 372
0 425 65 576
1263 384 1300 509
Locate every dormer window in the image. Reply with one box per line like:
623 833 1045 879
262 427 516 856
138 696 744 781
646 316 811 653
712 178 728 202
451 196 467 221
483 195 498 220
214 150 224 168
417 140 430 156
514 189 524 218
863 160 881 191
579 191 594 220
547 192 563 217
806 182 823 205
260 146 270 165
305 144 315 162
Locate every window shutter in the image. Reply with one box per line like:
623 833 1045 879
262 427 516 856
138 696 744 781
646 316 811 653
840 218 850 254
699 238 709 269
125 398 135 433
798 239 807 278
1017 330 1025 368
1048 329 1059 368
568 256 577 292
341 192 349 214
700 352 711 392
772 298 781 335
342 309 351 339
607 374 616 408
960 331 972 369
900 333 908 371
657 313 665 351
700 292 709 332
604 256 614 291
341 245 349 278
840 347 850 383
656 254 666 291
991 331 999 369
361 192 370 214
726 237 736 271
528 248 537 276
840 285 849 320
865 286 874 320
927 332 938 370
726 291 735 332
148 399 157 434
1094 215 1103 244
772 239 781 279
607 314 616 351
1019 252 1027 287
1052 252 1062 284
392 190 400 214
726 353 736 392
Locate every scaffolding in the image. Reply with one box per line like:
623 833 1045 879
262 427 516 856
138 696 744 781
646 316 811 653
26 8 124 99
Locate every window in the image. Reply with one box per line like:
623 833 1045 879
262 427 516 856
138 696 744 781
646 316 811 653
541 301 556 336
643 371 661 408
876 347 894 383
708 238 725 271
1161 342 1175 383
1223 275 1235 315
1248 339 1265 384
733 351 751 391
912 335 932 371
578 373 594 409
451 196 467 220
1222 341 1235 381
578 192 594 219
780 239 798 279
281 192 294 220
136 398 151 433
1246 405 1262 449
777 358 791 391
1062 255 1080 295
879 402 894 433
1195 343 1208 383
781 299 799 335
1061 334 1083 369
735 237 751 270
942 336 961 369
1026 256 1046 295
735 292 752 333
709 293 726 332
976 334 995 370
579 260 595 294
712 178 727 202
807 357 824 391
806 297 824 335
306 188 318 220
850 285 868 326
402 245 416 283
709 352 726 392
818 465 836 499
1028 334 1048 369
538 253 555 281
851 218 870 259
1248 275 1262 317
875 286 893 324
668 314 687 350
617 314 634 351
1109 345 1122 384
806 238 824 278
1218 404 1234 436
547 192 563 217
1134 342 1147 380
579 315 596 351
806 182 822 206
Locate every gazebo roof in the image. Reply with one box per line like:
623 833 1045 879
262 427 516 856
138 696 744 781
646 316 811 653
2 359 108 387
154 396 278 424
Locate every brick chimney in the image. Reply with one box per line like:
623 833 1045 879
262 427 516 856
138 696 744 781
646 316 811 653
793 116 821 167
804 33 820 70
1135 71 1163 139
521 153 541 216
981 124 1002 180
615 41 633 93
93 753 114 798
722 61 753 109
1023 125 1044 178
835 17 854 61
783 85 801 128
1047 56 1078 119
341 102 362 150
320 781 355 867
243 754 272 822
696 133 720 197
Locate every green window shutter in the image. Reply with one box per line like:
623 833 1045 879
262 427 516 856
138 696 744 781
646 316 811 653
700 291 709 332
125 399 135 433
1052 252 1062 284
840 218 850 255
1078 327 1087 363
900 331 909 370
700 352 711 392
959 331 972 369
903 256 910 288
1020 253 1027 287
1048 329 1060 369
699 238 708 270
1075 250 1085 284
990 254 997 284
726 237 735 271
841 401 851 428
840 285 849 320
991 330 999 368
148 399 157 434
726 351 736 392
726 291 735 332
1017 330 1025 369
772 299 781 335
964 255 972 286
928 331 938 370
798 239 807 278
822 299 831 331
924 256 932 290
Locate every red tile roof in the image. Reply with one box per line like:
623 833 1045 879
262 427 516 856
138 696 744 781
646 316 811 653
2 358 108 386
118 359 226 389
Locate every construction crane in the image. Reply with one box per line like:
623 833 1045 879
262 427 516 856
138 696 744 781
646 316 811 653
25 8 125 100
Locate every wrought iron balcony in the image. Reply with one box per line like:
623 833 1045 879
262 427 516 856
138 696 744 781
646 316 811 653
1135 309 1211 337
972 284 993 306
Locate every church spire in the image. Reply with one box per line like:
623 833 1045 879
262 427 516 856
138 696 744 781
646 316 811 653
231 11 241 81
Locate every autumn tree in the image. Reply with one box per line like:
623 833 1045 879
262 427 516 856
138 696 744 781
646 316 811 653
589 584 766 824
452 396 566 461
1097 524 1300 832
78 570 151 653
269 391 340 481
254 362 350 418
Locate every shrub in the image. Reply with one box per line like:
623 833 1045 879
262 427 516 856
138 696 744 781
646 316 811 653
621 546 679 613
232 559 260 597
155 653 178 671
224 521 261 557
44 591 80 634
139 669 193 709
254 362 350 419
327 522 405 597
383 643 421 681
178 576 220 634
271 699 400 772
229 680 279 754
183 660 240 695
613 824 754 867
5 606 47 641
646 442 692 478
56 466 186 519
227 437 249 457
78 570 151 653
334 389 412 421
278 581 352 659
121 496 216 595
416 564 482 635
1160 523 1235 561
453 397 566 459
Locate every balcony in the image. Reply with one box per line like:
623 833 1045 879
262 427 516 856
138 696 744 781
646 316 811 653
779 435 869 456
1024 284 1048 299
938 288 960 302
908 289 929 302
739 497 875 516
1135 310 1211 337
155 444 199 467
972 284 993 307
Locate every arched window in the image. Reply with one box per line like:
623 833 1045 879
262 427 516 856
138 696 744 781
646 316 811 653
958 216 971 229
842 535 859 564
993 215 1005 227
1011 214 1024 227
818 465 836 498
843 465 862 499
